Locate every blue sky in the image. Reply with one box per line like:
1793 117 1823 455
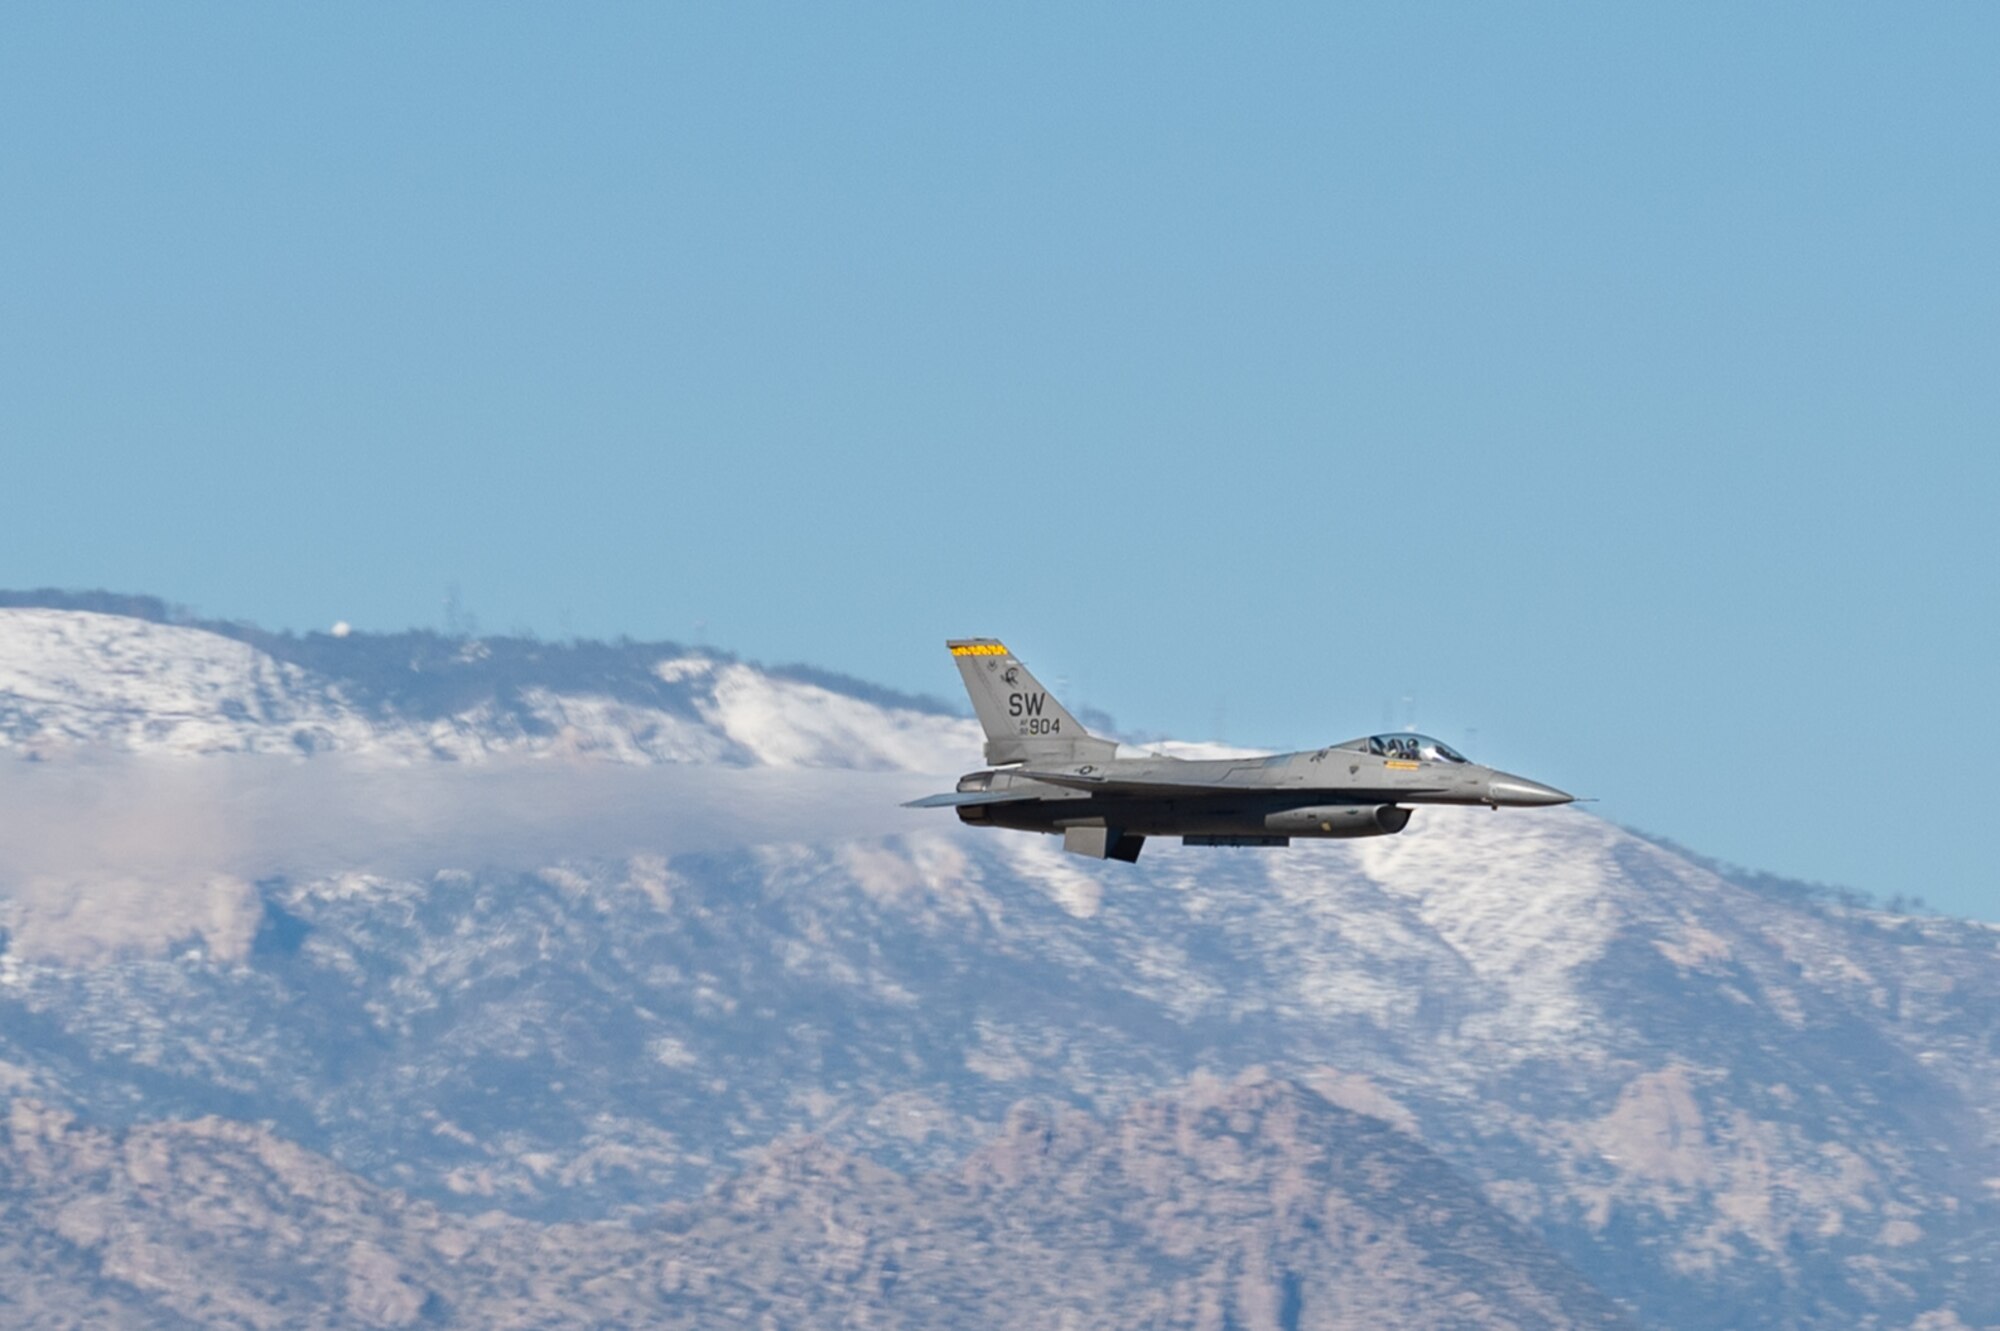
4 7 1996 916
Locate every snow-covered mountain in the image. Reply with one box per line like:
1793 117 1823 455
0 604 976 766
0 600 1994 1330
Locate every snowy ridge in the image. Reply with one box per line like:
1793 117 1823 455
0 610 369 757
1356 807 1633 1058
690 659 975 770
0 609 977 770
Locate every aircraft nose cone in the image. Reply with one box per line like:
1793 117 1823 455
1485 774 1573 807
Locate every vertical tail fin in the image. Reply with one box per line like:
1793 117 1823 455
948 639 1118 767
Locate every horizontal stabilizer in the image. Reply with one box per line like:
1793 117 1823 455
901 790 1039 809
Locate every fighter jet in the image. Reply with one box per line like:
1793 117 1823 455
906 639 1572 862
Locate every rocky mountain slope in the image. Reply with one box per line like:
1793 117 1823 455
0 1075 1635 1331
0 599 1994 1329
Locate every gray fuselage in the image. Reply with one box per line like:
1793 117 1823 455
951 738 1569 843
912 638 1571 861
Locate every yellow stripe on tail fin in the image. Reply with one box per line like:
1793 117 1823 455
945 638 1117 768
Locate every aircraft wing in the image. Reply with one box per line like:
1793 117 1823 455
901 790 1043 809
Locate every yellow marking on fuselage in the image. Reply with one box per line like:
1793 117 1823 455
949 643 1009 656
1384 760 1420 770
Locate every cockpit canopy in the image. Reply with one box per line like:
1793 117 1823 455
1339 733 1470 764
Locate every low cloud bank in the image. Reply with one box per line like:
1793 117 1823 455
0 756 950 963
